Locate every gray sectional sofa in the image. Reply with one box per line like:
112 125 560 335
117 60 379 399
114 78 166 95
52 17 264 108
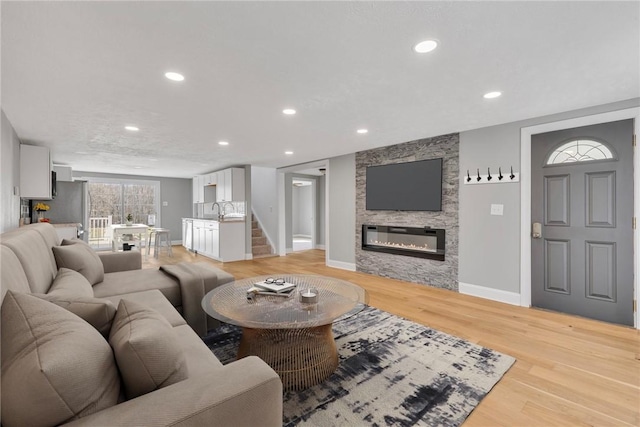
0 223 282 426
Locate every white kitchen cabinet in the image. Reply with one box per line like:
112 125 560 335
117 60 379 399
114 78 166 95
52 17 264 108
192 175 205 203
215 171 226 202
186 218 244 262
20 145 52 199
216 168 245 202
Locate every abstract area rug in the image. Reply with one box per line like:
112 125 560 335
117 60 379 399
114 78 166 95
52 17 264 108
203 306 515 426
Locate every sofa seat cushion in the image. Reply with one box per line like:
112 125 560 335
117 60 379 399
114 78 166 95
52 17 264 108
53 243 105 285
173 324 223 377
109 299 189 400
93 268 181 307
103 289 186 328
1 291 120 427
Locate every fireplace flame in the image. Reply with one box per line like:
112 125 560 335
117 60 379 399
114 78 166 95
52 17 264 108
369 240 437 253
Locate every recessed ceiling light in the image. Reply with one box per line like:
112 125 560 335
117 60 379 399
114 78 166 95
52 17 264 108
357 129 369 134
283 108 296 115
133 166 143 169
125 126 139 131
149 158 158 161
218 141 229 146
483 91 502 99
165 71 184 82
285 151 294 155
75 151 88 155
413 39 438 53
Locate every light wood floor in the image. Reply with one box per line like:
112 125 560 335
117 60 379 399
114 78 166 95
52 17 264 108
144 246 640 426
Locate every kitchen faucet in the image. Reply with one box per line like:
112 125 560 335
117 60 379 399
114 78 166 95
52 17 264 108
211 202 222 219
222 201 235 217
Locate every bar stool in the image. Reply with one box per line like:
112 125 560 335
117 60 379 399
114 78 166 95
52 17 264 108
147 227 173 259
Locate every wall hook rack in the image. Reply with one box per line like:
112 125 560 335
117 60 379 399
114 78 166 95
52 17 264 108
462 166 520 185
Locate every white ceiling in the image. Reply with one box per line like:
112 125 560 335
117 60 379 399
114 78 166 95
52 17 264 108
2 1 638 179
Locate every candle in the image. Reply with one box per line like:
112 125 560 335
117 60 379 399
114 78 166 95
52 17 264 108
300 288 318 304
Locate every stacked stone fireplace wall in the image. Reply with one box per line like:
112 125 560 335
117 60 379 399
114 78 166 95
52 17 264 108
355 133 459 290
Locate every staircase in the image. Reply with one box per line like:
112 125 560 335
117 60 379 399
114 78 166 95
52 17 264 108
251 215 274 258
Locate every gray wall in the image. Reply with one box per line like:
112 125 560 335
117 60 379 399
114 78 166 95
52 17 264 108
317 175 326 246
1 111 21 232
327 153 356 266
459 97 640 294
355 133 459 290
250 166 279 249
73 171 192 244
292 185 313 236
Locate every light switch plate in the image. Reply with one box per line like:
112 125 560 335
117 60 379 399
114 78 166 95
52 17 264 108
162 201 168 207
490 204 504 216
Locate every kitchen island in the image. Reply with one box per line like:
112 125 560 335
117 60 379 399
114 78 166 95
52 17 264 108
182 217 246 262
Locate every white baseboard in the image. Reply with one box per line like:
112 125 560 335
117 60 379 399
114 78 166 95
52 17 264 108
245 253 253 260
458 282 521 306
327 259 356 271
171 240 182 246
315 244 326 250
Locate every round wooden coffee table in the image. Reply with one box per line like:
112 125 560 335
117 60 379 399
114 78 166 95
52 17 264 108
201 275 368 390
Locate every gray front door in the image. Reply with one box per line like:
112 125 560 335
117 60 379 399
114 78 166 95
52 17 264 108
531 119 634 326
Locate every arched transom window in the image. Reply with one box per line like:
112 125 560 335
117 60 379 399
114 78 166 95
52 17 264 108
546 138 615 165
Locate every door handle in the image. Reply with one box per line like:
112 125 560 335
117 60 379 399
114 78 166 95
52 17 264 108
532 222 542 239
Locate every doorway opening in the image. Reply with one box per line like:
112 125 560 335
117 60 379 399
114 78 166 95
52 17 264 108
292 178 314 252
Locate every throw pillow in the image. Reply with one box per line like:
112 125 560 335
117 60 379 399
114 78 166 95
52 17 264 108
52 243 104 285
1 291 120 427
109 299 188 399
35 294 117 337
62 238 91 247
48 267 94 298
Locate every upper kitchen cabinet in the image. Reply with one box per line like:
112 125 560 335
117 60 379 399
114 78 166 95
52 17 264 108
20 144 52 199
216 168 245 202
192 175 205 203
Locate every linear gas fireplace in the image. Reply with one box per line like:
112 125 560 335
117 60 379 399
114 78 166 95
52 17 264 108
362 225 445 261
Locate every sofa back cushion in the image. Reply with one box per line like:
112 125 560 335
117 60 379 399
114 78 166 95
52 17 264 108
0 246 31 303
109 299 189 399
1 291 120 427
0 226 57 294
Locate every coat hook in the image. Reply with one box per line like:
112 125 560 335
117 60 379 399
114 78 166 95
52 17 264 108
466 170 472 183
498 167 504 180
510 166 515 180
476 168 482 182
487 167 492 181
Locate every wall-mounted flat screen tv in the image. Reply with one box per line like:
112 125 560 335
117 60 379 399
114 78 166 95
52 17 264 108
366 158 443 211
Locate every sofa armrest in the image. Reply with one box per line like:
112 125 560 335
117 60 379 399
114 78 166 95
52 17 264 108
97 251 142 273
63 356 282 427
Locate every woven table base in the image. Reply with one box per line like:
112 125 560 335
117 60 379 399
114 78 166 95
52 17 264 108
238 324 338 390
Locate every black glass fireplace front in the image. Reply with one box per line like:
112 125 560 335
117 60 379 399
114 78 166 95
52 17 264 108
361 225 445 261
